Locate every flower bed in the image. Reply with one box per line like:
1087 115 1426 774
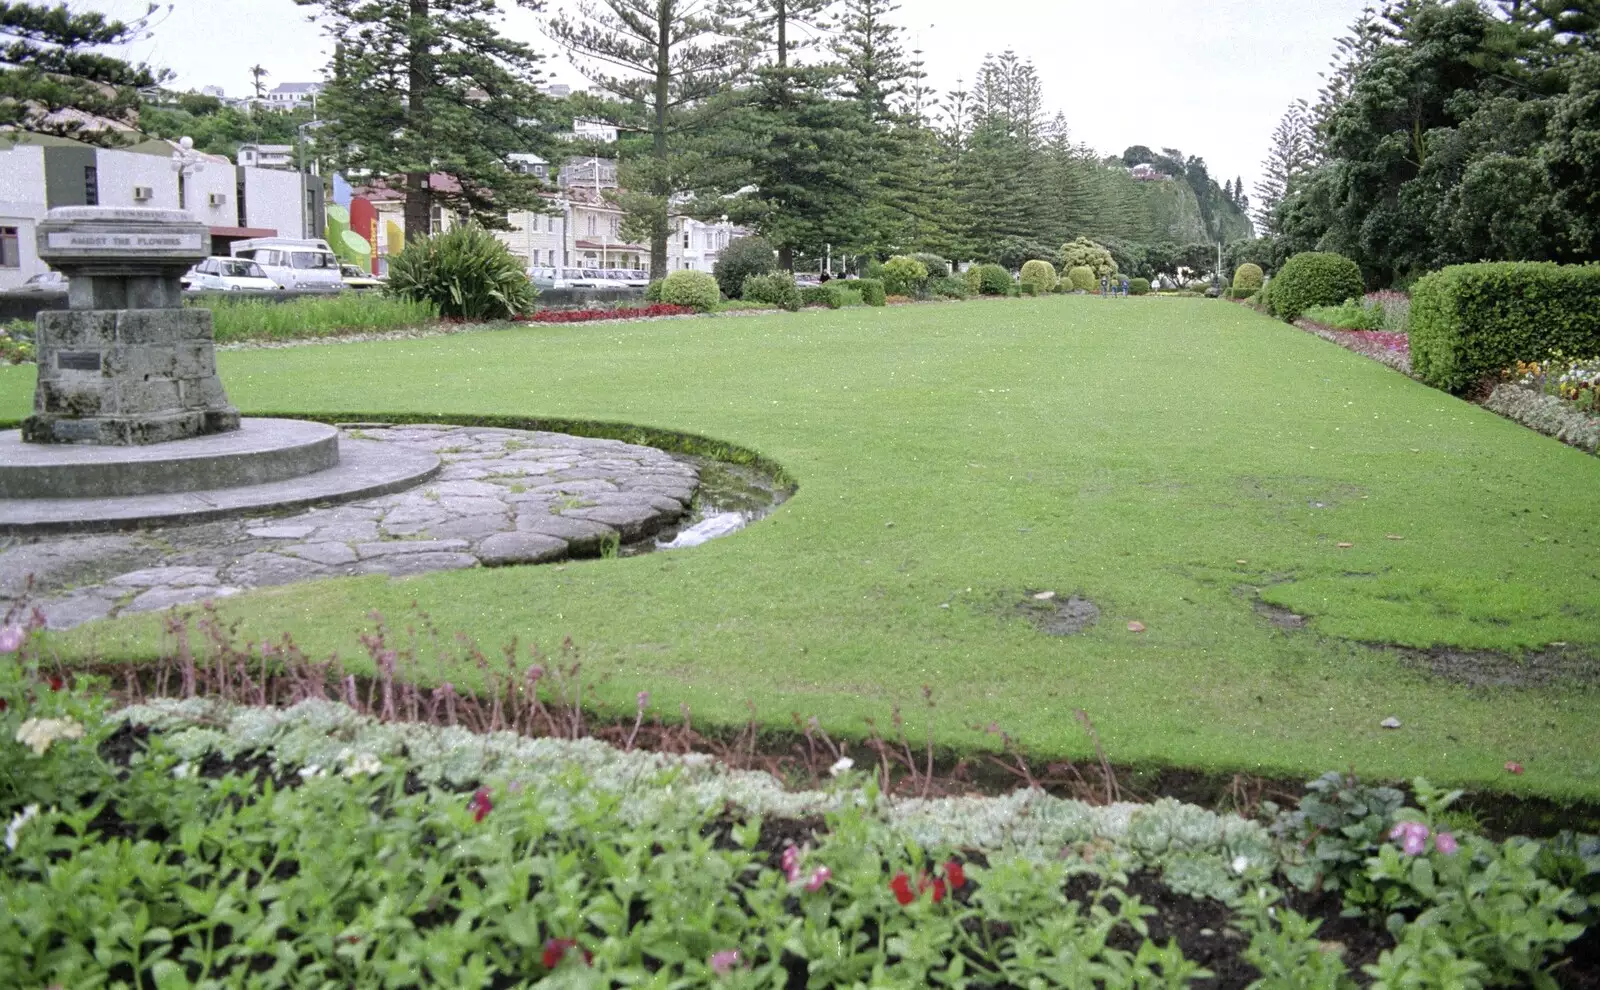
1295 318 1413 375
517 302 697 324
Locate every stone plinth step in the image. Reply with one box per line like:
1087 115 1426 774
0 437 440 534
0 418 342 498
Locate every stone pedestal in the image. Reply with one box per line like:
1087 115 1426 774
22 207 239 446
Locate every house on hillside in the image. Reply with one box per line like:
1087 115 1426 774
1130 163 1174 182
266 82 323 108
237 144 296 170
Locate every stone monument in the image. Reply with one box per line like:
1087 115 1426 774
24 207 240 445
0 206 440 533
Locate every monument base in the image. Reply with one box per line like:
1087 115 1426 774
25 307 239 446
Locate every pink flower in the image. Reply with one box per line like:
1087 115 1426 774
781 844 801 883
1434 831 1459 856
1505 761 1525 775
542 938 590 968
468 788 493 823
804 866 831 892
0 624 24 653
945 860 966 890
1390 821 1430 856
710 949 740 975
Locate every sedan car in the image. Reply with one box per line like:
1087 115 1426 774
182 257 278 292
340 264 383 291
604 269 651 288
12 271 67 293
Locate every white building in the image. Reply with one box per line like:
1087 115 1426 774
667 215 752 272
0 134 323 290
567 119 619 144
237 144 296 170
265 82 324 108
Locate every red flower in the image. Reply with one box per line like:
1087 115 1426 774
468 788 493 822
0 698 7 712
543 938 591 969
47 675 63 692
926 876 947 904
1505 761 1525 775
889 872 915 905
945 861 966 890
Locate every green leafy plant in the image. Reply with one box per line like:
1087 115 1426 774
879 256 931 297
1128 277 1151 296
1269 771 1405 895
1058 237 1116 279
1410 262 1600 393
644 279 664 303
1233 263 1265 292
855 277 886 306
908 252 951 279
741 272 802 311
1067 265 1096 293
384 223 537 320
1019 259 1058 294
800 284 844 309
711 236 776 299
971 264 1012 296
659 270 721 312
1266 252 1365 323
928 276 967 299
0 320 35 363
201 293 438 342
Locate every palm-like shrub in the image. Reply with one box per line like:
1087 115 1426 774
712 236 776 299
1268 252 1365 322
880 256 930 297
741 273 802 311
1019 259 1058 294
660 270 721 312
1067 266 1096 292
1233 263 1265 292
385 223 536 320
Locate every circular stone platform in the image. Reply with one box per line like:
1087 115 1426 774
3 425 707 629
0 418 340 499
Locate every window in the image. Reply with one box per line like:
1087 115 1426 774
587 214 597 236
1 226 21 268
83 166 98 206
547 215 556 233
290 251 336 270
609 217 619 238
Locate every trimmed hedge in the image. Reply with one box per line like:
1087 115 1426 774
741 273 802 311
1411 262 1600 393
1233 263 1265 292
1067 266 1096 293
1128 277 1151 296
855 277 886 306
1267 252 1364 322
971 264 1012 296
929 276 967 299
800 284 843 309
644 279 664 303
880 256 930 297
1019 259 1058 294
659 270 721 312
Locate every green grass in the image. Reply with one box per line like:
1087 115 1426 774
199 293 439 342
5 296 1600 797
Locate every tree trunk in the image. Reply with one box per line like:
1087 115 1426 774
649 1 672 279
778 244 794 271
404 0 432 244
777 0 787 68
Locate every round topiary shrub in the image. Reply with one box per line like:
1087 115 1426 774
386 222 536 320
712 236 776 299
741 272 802 311
1129 277 1151 296
1019 259 1058 294
660 270 721 312
1232 263 1264 292
1067 266 1096 293
909 252 951 279
1268 252 1364 322
880 256 930 297
644 279 664 303
973 263 1013 296
855 277 887 306
1058 237 1116 279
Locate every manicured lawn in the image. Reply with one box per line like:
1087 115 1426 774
5 297 1599 797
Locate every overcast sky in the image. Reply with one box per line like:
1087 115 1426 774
96 0 1371 200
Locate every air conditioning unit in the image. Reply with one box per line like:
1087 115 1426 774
132 186 153 201
208 192 227 207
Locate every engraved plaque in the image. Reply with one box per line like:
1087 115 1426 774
57 351 103 372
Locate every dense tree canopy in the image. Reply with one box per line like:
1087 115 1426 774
0 2 161 143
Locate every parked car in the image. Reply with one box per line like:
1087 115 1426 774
604 269 650 287
11 271 67 293
339 264 383 291
795 273 822 288
230 237 344 292
529 267 578 290
182 256 279 293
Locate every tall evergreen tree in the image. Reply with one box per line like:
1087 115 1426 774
549 0 755 277
298 0 557 241
1253 101 1314 235
0 2 162 143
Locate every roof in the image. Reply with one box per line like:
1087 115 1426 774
574 240 646 252
271 82 324 94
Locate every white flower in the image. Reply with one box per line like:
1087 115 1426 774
342 753 384 777
171 762 193 779
1231 855 1250 876
298 765 326 779
829 757 855 777
5 804 40 851
14 717 84 756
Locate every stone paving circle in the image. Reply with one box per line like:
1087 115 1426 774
1 425 699 630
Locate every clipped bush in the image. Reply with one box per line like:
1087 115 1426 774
1019 282 1037 296
1267 252 1365 322
879 256 931 297
1411 262 1600 393
1058 237 1116 279
1019 259 1058 295
909 252 951 279
800 284 843 309
1066 266 1096 293
929 276 967 299
972 263 1012 296
1128 277 1151 296
1223 286 1258 300
855 277 886 306
741 272 802 311
644 279 664 303
1233 263 1265 292
659 270 721 312
712 236 776 299
385 223 536 320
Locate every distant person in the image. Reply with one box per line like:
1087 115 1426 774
1100 275 1109 296
819 271 831 283
1120 276 1129 297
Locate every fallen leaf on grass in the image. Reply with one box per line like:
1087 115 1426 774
1236 559 1248 565
1505 761 1524 775
1032 591 1056 601
1127 621 1145 633
1386 534 1404 541
1337 542 1354 549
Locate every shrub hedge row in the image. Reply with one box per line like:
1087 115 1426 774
1411 262 1600 393
1267 252 1365 322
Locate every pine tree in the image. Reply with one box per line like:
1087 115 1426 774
731 0 835 67
1253 100 1315 235
549 0 755 277
0 2 162 143
298 0 557 242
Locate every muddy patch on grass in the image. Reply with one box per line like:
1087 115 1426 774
1014 591 1101 636
1254 601 1309 630
1383 643 1600 688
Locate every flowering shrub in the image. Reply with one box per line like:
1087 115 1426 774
1514 353 1600 414
0 321 34 364
517 303 695 324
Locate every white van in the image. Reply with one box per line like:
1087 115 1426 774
229 238 344 293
